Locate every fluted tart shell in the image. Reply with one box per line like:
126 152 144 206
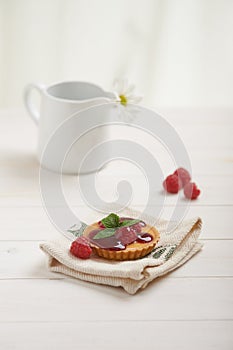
83 222 160 261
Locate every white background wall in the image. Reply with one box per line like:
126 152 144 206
0 0 232 109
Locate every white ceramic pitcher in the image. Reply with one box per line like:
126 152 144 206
24 81 114 174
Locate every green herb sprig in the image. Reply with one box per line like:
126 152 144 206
93 213 140 240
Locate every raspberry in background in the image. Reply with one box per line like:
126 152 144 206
163 174 182 194
174 167 191 187
184 182 201 200
70 236 92 259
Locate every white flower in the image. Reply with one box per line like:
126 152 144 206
112 79 143 106
110 79 143 123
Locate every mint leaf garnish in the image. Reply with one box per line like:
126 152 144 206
101 213 120 228
93 228 116 239
120 219 140 227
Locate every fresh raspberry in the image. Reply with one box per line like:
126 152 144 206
131 221 146 233
184 182 201 200
98 220 105 228
163 174 182 194
119 218 144 233
115 227 137 245
174 167 191 187
70 236 92 259
131 223 142 233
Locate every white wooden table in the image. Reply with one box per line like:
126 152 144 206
0 108 232 349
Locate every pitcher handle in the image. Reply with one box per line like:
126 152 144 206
24 83 45 125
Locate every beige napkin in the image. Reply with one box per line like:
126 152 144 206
40 210 203 295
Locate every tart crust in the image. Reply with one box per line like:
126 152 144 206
83 222 160 261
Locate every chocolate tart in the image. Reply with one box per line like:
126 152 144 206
83 218 160 261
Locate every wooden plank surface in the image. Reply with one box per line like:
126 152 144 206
0 108 232 350
0 173 232 207
1 278 233 321
0 321 232 350
0 239 232 279
0 205 233 241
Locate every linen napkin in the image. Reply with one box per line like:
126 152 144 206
40 209 203 294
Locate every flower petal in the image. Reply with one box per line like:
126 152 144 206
111 90 121 101
120 79 129 94
127 94 143 104
125 83 135 94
